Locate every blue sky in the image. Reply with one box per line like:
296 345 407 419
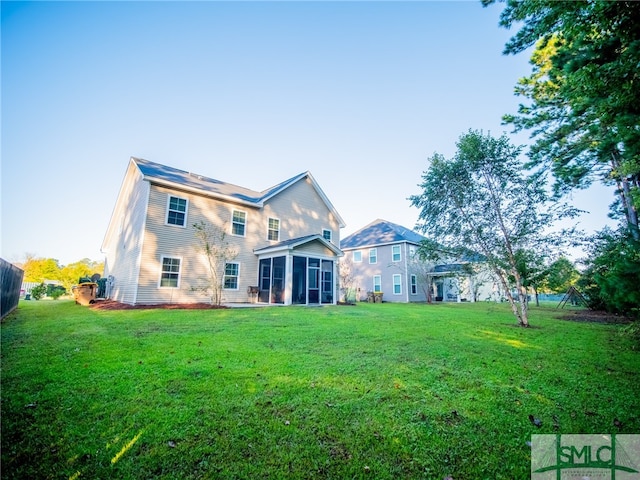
1 1 614 266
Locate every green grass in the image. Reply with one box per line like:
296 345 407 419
2 300 638 479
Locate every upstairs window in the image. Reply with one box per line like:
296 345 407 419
322 229 332 242
231 210 246 236
392 245 401 262
160 256 181 288
166 196 187 227
353 250 362 263
369 248 377 264
268 218 280 241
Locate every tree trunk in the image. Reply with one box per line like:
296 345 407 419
517 283 530 327
611 151 639 240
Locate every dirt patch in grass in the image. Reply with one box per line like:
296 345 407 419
89 300 228 310
558 309 632 325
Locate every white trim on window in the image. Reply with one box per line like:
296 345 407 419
159 256 182 288
393 274 402 295
369 248 377 264
392 245 401 262
267 217 280 241
353 250 362 263
322 229 332 242
373 275 381 292
410 274 418 295
231 209 247 237
166 195 188 227
224 262 240 290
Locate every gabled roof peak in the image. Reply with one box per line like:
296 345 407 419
340 219 425 249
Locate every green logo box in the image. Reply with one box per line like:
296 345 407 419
531 434 640 479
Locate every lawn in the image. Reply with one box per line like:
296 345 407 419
1 300 638 479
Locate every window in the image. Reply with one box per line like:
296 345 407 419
160 257 181 287
409 245 416 257
373 275 381 292
410 275 418 295
392 245 401 262
166 196 187 227
322 229 332 242
231 210 246 236
268 218 280 241
224 262 239 289
353 250 362 263
393 274 402 295
369 248 377 264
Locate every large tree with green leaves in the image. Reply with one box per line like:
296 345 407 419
483 0 640 238
21 256 62 283
410 130 576 327
545 256 580 294
578 228 640 316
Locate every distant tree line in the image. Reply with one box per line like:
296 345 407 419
15 255 104 298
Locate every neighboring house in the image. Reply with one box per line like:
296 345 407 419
101 157 345 305
340 219 494 303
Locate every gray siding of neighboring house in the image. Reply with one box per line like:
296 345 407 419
345 242 428 303
102 163 150 305
129 174 341 305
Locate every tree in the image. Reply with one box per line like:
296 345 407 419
545 257 580 294
483 0 640 239
59 259 104 292
338 256 358 304
578 228 640 316
192 221 238 306
22 256 62 283
410 130 576 326
512 248 548 307
407 245 439 303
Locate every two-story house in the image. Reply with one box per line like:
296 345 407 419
340 219 493 303
101 158 345 305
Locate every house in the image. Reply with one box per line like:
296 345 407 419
340 219 494 303
101 157 345 305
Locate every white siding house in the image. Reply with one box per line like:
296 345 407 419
101 157 345 305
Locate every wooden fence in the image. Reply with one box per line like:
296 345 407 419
1 258 24 320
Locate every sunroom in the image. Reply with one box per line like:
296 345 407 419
253 234 343 305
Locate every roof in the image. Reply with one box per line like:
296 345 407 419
340 219 426 249
253 234 343 257
131 157 345 226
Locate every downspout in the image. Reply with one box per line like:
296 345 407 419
404 242 409 303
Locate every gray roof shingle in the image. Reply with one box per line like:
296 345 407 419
340 219 426 249
133 157 306 205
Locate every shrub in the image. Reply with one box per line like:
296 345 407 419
30 283 47 300
46 284 66 300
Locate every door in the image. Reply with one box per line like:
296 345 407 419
292 256 307 304
308 258 320 304
321 260 333 304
